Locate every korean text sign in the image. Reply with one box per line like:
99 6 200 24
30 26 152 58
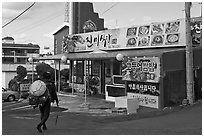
122 57 160 83
63 19 186 53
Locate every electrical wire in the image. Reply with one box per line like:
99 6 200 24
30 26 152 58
12 10 63 35
6 2 119 34
101 2 119 15
2 2 36 28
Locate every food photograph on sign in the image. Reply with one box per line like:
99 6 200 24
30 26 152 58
126 27 137 37
151 23 164 35
151 35 164 46
165 21 180 34
138 36 150 47
62 35 87 53
165 33 180 45
122 57 160 83
138 25 150 36
126 37 138 47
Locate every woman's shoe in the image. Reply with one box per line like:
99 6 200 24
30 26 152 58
43 124 47 130
37 125 42 133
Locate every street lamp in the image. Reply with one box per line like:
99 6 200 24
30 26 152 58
116 53 124 61
61 55 67 63
28 57 34 83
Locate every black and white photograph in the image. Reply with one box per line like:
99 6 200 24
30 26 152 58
1 1 202 135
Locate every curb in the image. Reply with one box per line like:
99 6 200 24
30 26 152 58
57 92 202 119
95 101 202 122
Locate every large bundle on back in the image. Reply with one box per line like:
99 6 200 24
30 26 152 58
30 80 46 96
29 80 48 106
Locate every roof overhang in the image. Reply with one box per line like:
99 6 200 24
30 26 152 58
35 46 201 61
52 22 70 35
35 53 67 61
65 47 187 60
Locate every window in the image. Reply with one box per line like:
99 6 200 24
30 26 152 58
113 62 121 75
105 61 111 77
54 39 57 55
73 61 84 84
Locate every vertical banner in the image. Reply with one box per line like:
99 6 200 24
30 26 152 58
122 56 161 109
191 21 202 45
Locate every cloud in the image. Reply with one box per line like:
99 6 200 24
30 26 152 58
11 33 37 45
129 18 136 23
2 2 36 22
2 8 31 21
104 19 118 29
40 2 65 8
2 2 65 22
12 33 27 43
2 2 32 10
43 33 53 39
143 16 152 22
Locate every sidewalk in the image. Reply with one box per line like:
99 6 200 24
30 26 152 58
56 91 116 116
55 91 202 118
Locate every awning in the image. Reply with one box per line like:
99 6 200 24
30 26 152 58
35 46 201 61
65 47 187 60
35 53 66 61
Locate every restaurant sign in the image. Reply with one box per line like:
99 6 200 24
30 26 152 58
191 21 202 45
62 19 186 53
127 81 160 96
122 57 160 83
127 92 159 108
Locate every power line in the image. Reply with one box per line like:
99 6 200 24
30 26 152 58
101 2 119 15
12 10 63 35
2 2 36 28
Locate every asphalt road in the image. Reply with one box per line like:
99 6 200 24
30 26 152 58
2 100 202 135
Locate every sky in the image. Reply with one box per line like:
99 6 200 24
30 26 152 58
1 1 202 54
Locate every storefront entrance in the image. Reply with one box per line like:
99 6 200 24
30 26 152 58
86 59 119 98
70 59 122 98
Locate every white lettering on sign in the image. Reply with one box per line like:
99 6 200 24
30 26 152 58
127 92 159 108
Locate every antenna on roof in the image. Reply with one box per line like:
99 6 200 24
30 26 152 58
64 2 70 23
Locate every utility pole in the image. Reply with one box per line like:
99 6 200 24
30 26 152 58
200 2 202 47
185 2 194 105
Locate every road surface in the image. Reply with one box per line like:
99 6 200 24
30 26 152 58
2 100 202 135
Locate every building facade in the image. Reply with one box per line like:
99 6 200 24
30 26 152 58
43 2 202 109
61 16 202 109
53 2 105 55
53 23 69 55
2 37 40 64
2 37 40 88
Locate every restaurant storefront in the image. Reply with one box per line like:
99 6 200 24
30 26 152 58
59 17 201 109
